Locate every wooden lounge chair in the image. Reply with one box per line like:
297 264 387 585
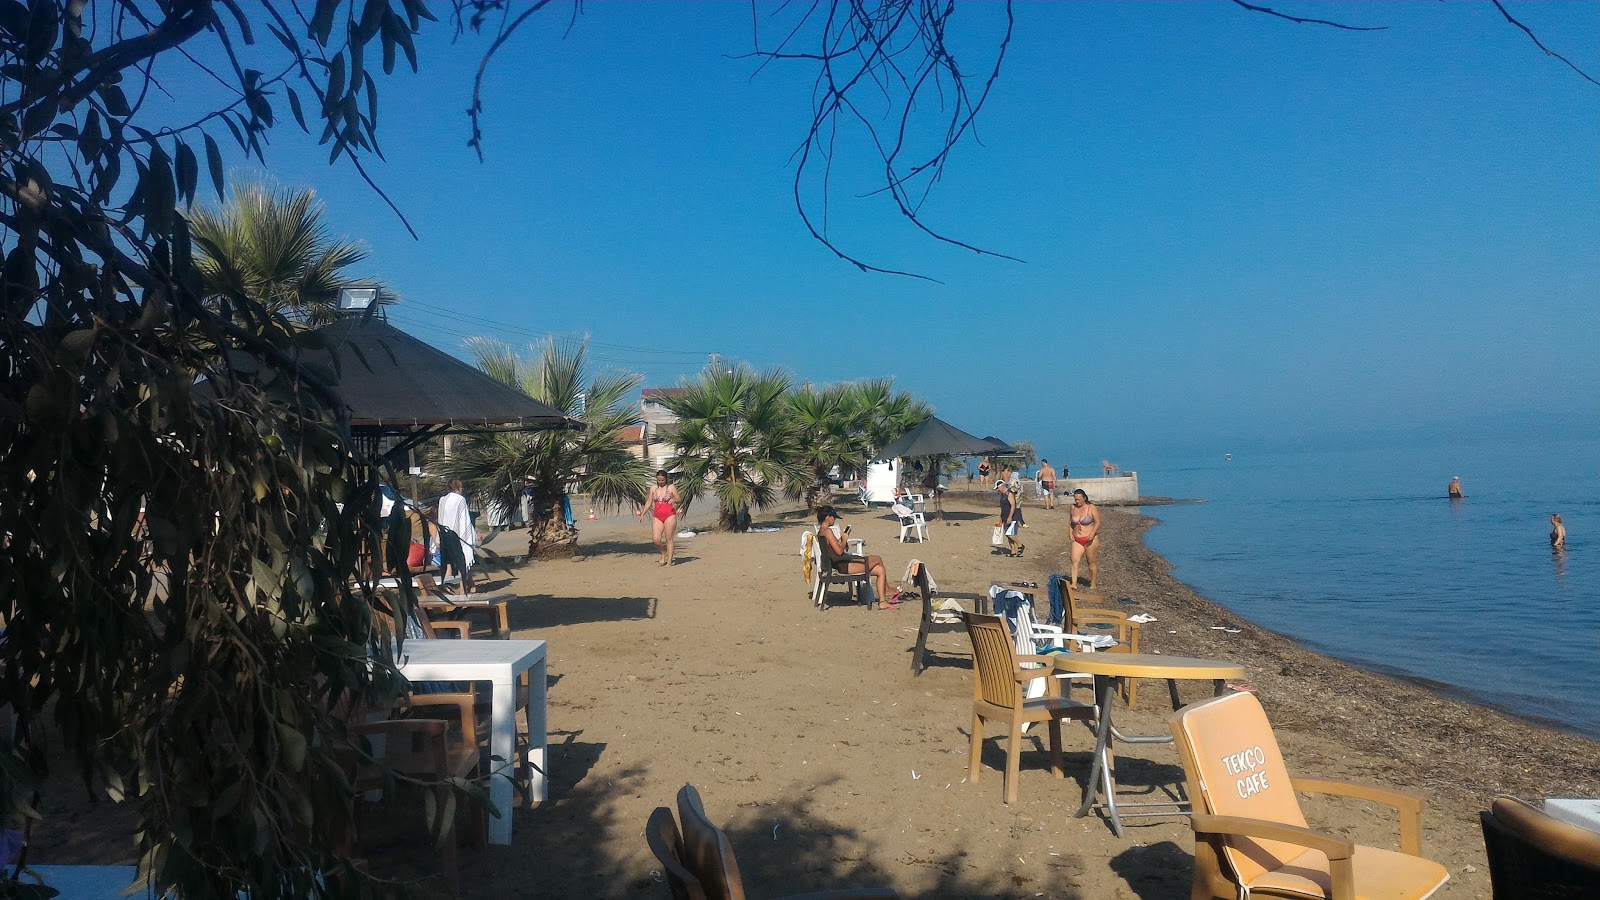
350 716 486 888
960 612 1094 805
1169 692 1449 900
1479 796 1600 899
647 784 897 899
907 561 988 675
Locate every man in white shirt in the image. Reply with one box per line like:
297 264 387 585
435 479 476 595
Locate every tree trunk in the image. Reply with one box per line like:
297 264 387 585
526 493 579 560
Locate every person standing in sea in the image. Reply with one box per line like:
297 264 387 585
1068 488 1101 589
1550 514 1566 549
1448 476 1464 499
1037 458 1057 510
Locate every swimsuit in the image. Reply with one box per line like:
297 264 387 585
651 488 675 522
1072 510 1095 545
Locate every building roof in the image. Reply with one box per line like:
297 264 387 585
641 387 689 401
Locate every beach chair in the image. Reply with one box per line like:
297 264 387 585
908 562 988 675
803 528 871 610
1013 602 1104 702
1056 581 1143 707
646 784 897 900
960 612 1095 805
1169 692 1449 900
349 715 486 889
896 510 928 543
1479 797 1600 899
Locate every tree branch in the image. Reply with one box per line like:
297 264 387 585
1490 0 1600 87
1229 0 1384 31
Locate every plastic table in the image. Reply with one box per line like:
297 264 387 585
398 638 547 845
1049 651 1245 836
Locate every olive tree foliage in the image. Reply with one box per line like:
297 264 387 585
0 2 483 897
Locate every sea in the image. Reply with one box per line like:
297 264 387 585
1125 436 1599 740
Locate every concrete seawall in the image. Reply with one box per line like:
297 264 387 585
1059 473 1139 503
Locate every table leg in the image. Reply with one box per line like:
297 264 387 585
527 655 548 804
1074 674 1123 837
489 675 515 846
1213 678 1225 697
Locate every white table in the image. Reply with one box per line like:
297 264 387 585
1545 798 1600 833
398 638 547 845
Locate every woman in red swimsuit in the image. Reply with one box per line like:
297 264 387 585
1068 489 1101 589
649 470 682 566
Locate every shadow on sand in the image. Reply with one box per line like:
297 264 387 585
507 594 657 630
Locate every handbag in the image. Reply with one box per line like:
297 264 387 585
990 525 1005 546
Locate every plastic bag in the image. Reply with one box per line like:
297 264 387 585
990 525 1005 546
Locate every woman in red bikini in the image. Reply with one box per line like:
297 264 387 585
649 470 682 566
1068 488 1101 589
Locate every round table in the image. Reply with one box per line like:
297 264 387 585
1049 651 1246 836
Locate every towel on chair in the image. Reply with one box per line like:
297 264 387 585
902 559 936 591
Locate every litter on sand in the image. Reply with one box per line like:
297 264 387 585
1127 613 1157 624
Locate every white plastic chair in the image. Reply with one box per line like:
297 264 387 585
1014 601 1103 705
897 511 929 543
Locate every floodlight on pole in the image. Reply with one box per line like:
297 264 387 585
338 284 380 312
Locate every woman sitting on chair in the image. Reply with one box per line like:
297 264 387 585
816 505 893 609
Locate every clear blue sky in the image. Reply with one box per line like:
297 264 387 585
225 2 1597 464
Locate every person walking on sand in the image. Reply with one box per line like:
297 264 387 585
996 480 1025 558
977 457 991 484
1448 476 1463 499
648 470 682 566
1068 488 1101 589
1551 514 1566 549
1037 459 1057 509
816 506 894 608
435 479 476 596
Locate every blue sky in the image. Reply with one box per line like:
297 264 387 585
212 2 1596 466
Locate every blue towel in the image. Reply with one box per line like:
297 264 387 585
1047 573 1069 626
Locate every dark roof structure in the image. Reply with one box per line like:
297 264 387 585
874 417 1011 461
308 315 577 435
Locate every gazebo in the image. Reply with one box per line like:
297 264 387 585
874 416 1011 518
306 313 580 466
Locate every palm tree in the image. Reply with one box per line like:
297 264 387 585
661 365 807 531
189 177 375 326
853 377 933 456
436 337 652 558
788 382 872 510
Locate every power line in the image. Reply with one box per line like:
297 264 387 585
396 299 713 357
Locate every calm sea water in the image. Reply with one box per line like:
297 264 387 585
1133 437 1599 739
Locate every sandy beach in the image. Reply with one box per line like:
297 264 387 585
32 488 1599 897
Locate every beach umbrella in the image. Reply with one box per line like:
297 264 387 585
874 416 1010 462
874 417 1011 521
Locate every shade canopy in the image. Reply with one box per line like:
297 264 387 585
874 416 1011 461
307 314 578 435
980 435 1021 457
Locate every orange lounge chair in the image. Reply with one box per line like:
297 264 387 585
1169 692 1449 900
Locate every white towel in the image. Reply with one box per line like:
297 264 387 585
902 559 937 591
1127 613 1157 624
